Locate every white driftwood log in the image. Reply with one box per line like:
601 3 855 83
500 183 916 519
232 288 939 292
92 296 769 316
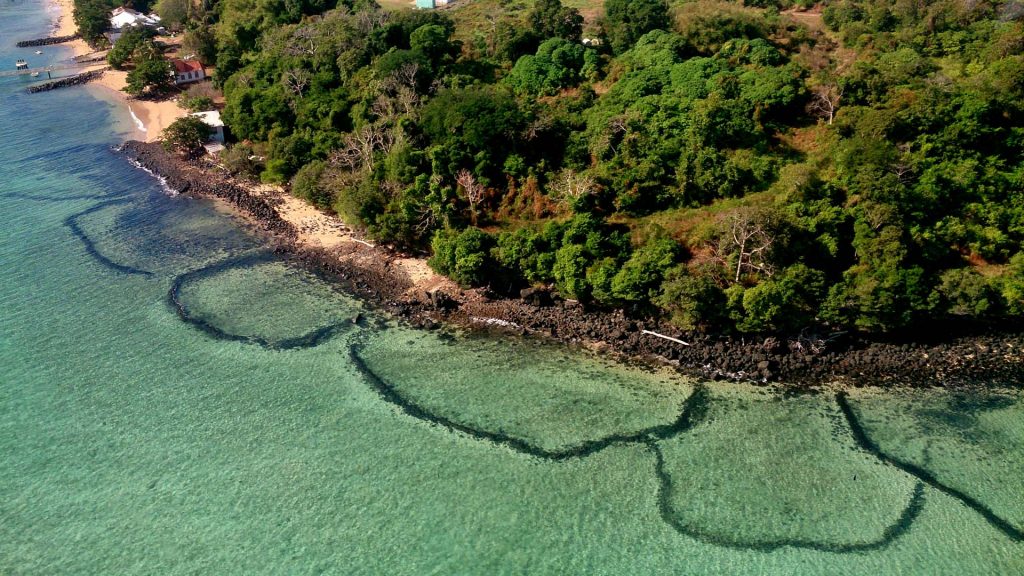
642 330 690 346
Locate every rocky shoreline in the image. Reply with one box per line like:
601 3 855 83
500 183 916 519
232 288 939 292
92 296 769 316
16 33 80 47
27 69 105 93
119 140 1024 388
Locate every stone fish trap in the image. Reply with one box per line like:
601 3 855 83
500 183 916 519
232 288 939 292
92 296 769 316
59 191 1024 550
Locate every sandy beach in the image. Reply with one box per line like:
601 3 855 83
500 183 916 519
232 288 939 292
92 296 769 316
47 0 430 284
51 0 183 141
242 182 448 292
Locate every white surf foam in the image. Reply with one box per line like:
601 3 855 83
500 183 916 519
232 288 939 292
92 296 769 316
127 105 146 133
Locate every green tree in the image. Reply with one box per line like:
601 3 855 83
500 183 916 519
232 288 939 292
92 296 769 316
420 86 526 179
107 26 156 70
999 254 1024 315
155 0 189 29
428 228 496 287
733 264 825 333
603 0 670 54
409 24 457 71
181 26 218 65
162 115 210 156
527 0 583 43
657 265 727 330
73 0 116 45
493 228 555 285
553 243 592 300
124 52 175 97
610 236 680 303
504 38 586 96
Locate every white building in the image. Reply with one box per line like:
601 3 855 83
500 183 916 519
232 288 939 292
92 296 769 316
191 110 225 144
109 7 161 30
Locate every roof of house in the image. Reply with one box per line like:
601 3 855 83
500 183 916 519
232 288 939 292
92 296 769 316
191 111 224 128
173 59 205 74
110 8 161 29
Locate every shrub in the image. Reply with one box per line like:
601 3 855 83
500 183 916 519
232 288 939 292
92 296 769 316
552 243 592 299
180 83 220 112
221 143 264 179
428 228 496 287
657 265 727 330
610 236 681 303
291 160 333 211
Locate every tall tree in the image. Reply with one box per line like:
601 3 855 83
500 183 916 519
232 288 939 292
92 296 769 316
527 0 583 43
603 0 670 54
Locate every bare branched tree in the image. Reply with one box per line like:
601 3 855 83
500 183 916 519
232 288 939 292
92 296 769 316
394 86 420 116
331 123 395 172
712 210 777 283
890 143 915 185
368 63 423 119
371 92 398 119
379 179 402 198
549 169 596 207
808 83 843 125
392 62 419 91
524 113 555 141
287 26 318 57
891 161 915 185
416 204 437 236
605 115 630 154
356 9 389 35
484 14 500 56
282 68 311 98
456 169 486 225
232 70 255 88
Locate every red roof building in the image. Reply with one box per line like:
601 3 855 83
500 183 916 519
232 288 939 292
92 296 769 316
172 59 206 85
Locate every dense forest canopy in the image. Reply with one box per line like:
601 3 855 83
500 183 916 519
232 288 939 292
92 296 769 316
174 0 1024 334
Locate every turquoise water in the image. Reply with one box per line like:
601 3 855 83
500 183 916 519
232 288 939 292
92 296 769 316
1 1 1022 573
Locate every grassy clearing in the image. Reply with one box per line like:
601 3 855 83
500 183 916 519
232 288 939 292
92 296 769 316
445 0 605 42
378 0 415 10
612 191 779 246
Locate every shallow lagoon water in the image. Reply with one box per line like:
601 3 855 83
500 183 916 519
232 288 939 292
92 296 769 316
1 1 1022 573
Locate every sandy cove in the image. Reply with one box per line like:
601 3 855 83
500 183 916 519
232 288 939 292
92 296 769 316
50 0 184 141
247 181 447 290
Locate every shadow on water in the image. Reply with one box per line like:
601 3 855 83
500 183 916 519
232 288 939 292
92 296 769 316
49 189 353 351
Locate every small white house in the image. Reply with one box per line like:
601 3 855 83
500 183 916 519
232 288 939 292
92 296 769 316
172 59 206 85
109 7 161 30
191 111 225 144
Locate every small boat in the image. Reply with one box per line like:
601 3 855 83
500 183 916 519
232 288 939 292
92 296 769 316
35 50 43 55
30 72 39 78
15 59 28 70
